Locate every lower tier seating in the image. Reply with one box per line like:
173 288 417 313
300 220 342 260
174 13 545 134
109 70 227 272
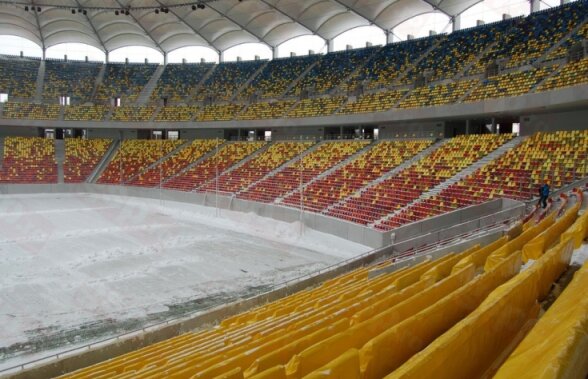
0 136 57 183
97 139 184 184
327 134 514 225
379 130 588 230
238 140 370 204
64 138 112 183
163 141 267 192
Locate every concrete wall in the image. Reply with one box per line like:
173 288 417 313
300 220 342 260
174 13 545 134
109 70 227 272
378 121 444 139
520 108 588 135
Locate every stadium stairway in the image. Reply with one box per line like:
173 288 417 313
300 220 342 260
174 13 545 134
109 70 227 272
230 60 271 102
188 65 217 102
536 15 588 65
34 60 45 102
124 139 193 184
275 140 377 204
372 136 525 228
136 65 165 105
194 141 273 192
87 139 119 183
160 139 230 186
55 139 65 183
280 60 321 98
90 64 106 101
330 46 383 95
391 37 445 87
322 138 445 215
235 140 321 195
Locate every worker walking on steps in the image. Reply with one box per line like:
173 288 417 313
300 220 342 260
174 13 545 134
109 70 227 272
538 182 550 209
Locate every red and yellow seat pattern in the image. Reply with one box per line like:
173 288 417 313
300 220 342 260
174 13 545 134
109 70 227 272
281 140 433 212
111 106 156 122
238 140 370 204
198 141 314 194
64 138 112 183
64 105 109 121
3 103 60 120
381 130 588 229
327 134 513 225
97 139 184 184
128 139 221 187
163 141 266 192
155 106 199 122
537 58 588 92
0 137 57 183
339 90 407 114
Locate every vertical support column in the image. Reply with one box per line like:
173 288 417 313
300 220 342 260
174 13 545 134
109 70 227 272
105 51 110 63
465 119 470 135
163 52 168 65
385 30 394 44
491 117 497 134
42 47 46 60
530 0 540 13
272 46 279 59
327 39 335 53
452 14 461 32
219 50 225 63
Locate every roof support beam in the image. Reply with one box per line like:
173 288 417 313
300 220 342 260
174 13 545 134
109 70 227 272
420 0 452 16
329 0 389 32
74 0 108 53
204 2 272 48
30 1 45 53
114 0 165 54
154 0 220 54
257 0 328 41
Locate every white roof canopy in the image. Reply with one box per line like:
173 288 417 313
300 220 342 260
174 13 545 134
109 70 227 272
0 0 482 54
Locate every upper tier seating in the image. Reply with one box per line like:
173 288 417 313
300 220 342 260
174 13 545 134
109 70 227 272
111 106 156 122
198 141 315 194
196 103 244 122
545 20 588 61
281 139 433 212
380 130 588 229
0 136 57 183
506 0 587 67
236 100 295 120
194 60 266 101
405 20 512 83
151 63 213 103
43 60 102 103
63 105 109 121
287 97 346 118
128 139 221 187
344 36 441 91
240 55 320 99
97 139 184 184
327 134 514 225
399 80 479 108
60 215 584 379
155 106 200 122
2 102 60 120
465 66 556 102
163 141 266 192
0 57 39 99
288 47 376 95
537 57 588 91
339 90 408 114
64 138 112 183
95 63 158 103
238 140 370 204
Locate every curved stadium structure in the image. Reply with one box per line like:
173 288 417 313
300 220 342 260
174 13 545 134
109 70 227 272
0 0 587 378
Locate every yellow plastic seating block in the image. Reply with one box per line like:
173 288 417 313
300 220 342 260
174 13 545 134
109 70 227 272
493 259 588 379
243 319 349 377
249 365 286 379
522 203 579 262
302 349 361 379
389 236 574 379
284 263 476 378
485 212 556 271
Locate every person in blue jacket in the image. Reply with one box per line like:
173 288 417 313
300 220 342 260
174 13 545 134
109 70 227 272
538 182 550 208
